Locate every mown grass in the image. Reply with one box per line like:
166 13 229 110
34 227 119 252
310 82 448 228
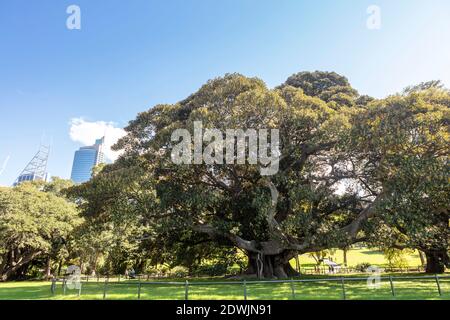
294 248 422 268
1 274 448 300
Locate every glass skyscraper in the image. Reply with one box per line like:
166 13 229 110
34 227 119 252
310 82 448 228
70 137 105 184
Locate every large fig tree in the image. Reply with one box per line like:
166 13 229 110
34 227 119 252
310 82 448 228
72 72 376 278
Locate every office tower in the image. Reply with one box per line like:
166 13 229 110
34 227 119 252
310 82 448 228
70 137 105 184
14 145 50 186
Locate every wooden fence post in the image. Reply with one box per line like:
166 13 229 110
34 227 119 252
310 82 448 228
185 280 189 301
51 279 56 295
290 279 296 300
63 279 67 295
389 276 396 297
243 280 247 301
137 282 142 300
340 277 346 300
103 279 108 300
435 274 442 296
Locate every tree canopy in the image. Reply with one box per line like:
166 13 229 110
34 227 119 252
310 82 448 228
2 71 447 280
350 88 450 272
53 72 450 277
0 181 82 280
69 71 450 277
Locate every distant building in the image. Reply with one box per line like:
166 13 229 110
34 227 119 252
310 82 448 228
14 145 50 186
70 137 105 184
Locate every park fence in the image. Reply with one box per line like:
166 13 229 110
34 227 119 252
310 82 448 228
56 265 427 282
50 274 449 300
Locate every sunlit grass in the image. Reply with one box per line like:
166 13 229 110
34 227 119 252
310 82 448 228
293 248 422 268
1 274 449 300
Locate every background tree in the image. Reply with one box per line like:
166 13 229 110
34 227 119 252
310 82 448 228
0 181 82 281
67 162 153 275
350 87 450 273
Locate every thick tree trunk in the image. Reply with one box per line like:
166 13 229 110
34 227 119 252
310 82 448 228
44 257 52 280
419 251 426 268
424 249 449 274
17 263 30 280
245 252 299 279
0 251 42 281
295 255 300 273
343 248 348 267
92 253 99 275
57 259 63 277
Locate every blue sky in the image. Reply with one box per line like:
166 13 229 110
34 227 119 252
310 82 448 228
1 0 449 185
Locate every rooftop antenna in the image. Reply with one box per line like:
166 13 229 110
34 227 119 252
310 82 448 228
41 131 51 177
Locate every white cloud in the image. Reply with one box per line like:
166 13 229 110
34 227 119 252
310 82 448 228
69 118 126 162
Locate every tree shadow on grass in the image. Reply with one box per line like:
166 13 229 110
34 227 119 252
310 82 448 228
0 284 52 300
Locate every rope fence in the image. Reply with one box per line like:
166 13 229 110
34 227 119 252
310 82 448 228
54 265 428 284
50 274 449 300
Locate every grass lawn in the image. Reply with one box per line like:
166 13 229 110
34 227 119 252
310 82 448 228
0 249 441 300
1 274 449 300
294 247 422 268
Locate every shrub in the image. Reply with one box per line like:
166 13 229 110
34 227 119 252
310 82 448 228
193 264 229 276
355 262 372 272
171 266 189 278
